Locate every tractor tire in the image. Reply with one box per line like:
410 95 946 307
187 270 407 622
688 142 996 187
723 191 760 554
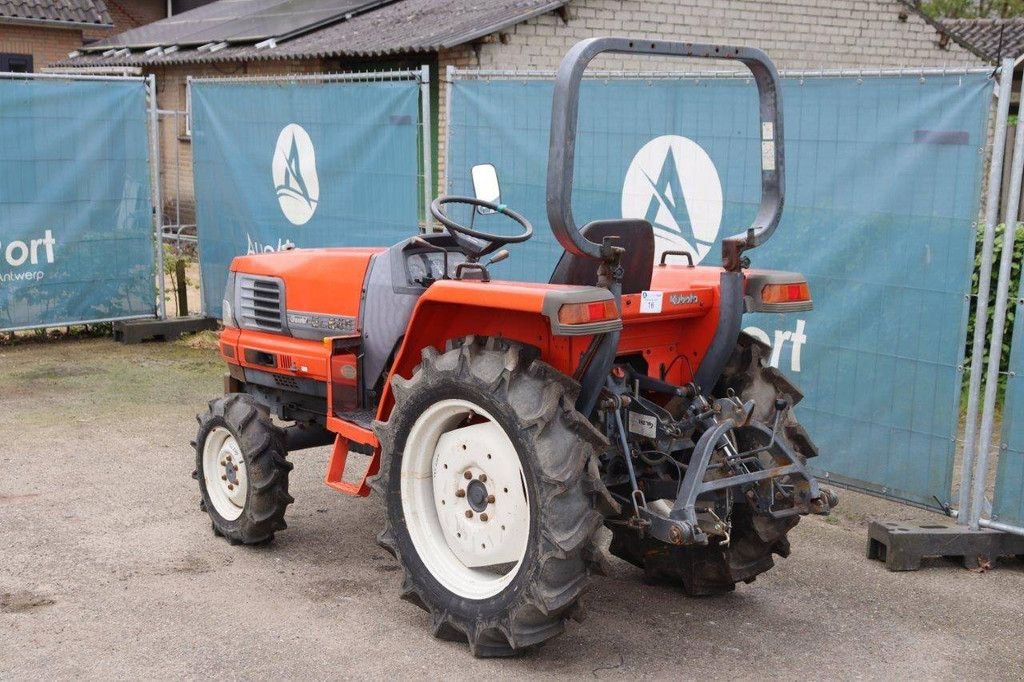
607 332 817 596
194 393 294 545
371 337 608 657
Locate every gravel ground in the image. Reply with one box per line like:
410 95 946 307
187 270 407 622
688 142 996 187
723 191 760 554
1 337 1022 680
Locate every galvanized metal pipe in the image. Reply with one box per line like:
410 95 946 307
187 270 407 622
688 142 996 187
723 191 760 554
188 70 421 84
448 67 992 81
0 71 142 81
419 65 433 230
444 65 455 197
949 508 1024 538
957 59 1014 524
970 69 1024 530
148 74 166 321
186 76 207 317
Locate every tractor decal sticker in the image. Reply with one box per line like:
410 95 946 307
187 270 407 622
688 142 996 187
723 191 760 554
639 290 663 313
621 135 723 264
272 123 320 226
669 293 699 306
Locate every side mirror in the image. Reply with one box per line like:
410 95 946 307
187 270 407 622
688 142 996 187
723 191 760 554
471 163 500 214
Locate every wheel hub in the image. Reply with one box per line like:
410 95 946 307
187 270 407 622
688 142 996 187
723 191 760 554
401 399 531 600
466 479 488 512
202 426 248 521
430 421 529 570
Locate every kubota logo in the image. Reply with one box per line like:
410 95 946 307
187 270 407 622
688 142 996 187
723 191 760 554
272 123 319 226
621 135 723 264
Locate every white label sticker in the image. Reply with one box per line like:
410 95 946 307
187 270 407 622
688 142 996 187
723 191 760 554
640 290 663 313
628 411 658 438
762 121 774 141
762 140 776 171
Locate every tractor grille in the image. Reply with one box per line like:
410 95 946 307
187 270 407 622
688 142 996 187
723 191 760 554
273 374 299 391
238 276 284 332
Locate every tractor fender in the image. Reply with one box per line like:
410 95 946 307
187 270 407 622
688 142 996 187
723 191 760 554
374 279 619 422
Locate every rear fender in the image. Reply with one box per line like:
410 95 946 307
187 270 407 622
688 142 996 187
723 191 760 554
374 280 619 422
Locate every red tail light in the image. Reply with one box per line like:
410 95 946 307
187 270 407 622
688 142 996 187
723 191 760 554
761 282 810 304
557 299 618 325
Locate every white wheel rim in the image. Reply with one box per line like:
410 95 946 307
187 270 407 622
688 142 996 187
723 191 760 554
203 426 248 521
400 398 531 600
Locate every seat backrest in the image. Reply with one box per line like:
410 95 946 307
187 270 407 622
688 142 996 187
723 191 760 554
548 219 655 294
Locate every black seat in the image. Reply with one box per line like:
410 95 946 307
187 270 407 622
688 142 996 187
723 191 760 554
549 219 655 294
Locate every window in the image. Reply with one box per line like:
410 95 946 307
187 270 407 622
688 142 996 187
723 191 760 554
0 53 33 73
181 80 192 138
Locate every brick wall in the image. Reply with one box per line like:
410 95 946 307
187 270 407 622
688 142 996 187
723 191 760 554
458 0 979 72
85 0 167 42
0 23 83 69
434 0 985 190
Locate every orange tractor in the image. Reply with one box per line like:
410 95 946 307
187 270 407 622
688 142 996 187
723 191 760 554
194 37 834 656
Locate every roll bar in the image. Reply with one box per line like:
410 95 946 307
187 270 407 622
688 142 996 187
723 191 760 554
545 37 785 271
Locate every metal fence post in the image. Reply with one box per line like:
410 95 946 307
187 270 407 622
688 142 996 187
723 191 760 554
187 75 206 317
957 58 1014 524
148 73 166 320
420 65 433 230
445 65 455 194
969 66 1024 529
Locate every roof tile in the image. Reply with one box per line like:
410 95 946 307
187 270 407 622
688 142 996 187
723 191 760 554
937 17 1024 62
57 0 566 66
0 0 112 27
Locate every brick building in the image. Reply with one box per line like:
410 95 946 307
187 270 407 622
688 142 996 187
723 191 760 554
55 0 987 229
0 0 174 72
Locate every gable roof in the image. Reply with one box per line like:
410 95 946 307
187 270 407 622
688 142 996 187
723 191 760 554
896 1 1024 63
936 17 1024 62
0 0 112 28
58 0 567 67
91 0 391 50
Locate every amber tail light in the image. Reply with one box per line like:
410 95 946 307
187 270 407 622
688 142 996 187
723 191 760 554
557 299 618 325
761 282 810 304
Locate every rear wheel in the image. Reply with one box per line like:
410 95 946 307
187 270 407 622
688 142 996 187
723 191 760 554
194 393 294 545
372 337 607 656
608 333 817 595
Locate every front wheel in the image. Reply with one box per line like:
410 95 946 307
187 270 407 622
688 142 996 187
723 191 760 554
194 393 294 545
371 337 607 657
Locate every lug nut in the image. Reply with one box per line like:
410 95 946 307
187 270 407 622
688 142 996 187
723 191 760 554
221 475 227 481
464 471 472 480
479 474 487 482
220 460 227 466
487 495 496 504
227 484 234 491
455 489 466 498
465 510 473 518
480 513 489 522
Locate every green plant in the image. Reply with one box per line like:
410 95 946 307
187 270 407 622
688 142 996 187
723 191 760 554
921 0 1024 18
162 244 195 278
965 222 1024 401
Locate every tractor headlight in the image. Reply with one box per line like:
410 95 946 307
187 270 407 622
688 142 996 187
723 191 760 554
222 272 237 327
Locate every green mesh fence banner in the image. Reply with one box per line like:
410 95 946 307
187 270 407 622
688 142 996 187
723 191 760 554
191 78 422 317
994 287 1024 527
0 77 154 330
447 73 991 507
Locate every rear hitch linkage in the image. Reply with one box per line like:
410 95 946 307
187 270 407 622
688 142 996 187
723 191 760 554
604 386 828 547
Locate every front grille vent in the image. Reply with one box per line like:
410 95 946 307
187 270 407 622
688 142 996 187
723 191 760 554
238 275 284 333
273 374 299 390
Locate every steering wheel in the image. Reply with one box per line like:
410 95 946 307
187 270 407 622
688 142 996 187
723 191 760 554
430 196 533 261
